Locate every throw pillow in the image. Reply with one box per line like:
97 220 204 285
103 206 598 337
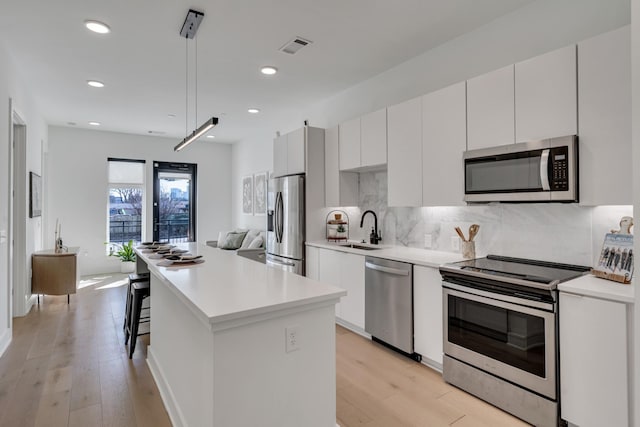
219 231 248 250
240 229 260 249
247 235 263 249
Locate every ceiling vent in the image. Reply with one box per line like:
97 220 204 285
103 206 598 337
279 37 313 55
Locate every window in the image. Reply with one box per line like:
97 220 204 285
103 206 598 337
108 158 145 247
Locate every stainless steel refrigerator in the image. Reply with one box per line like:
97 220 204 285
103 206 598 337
266 175 305 275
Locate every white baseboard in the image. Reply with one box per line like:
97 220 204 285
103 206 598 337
146 346 187 427
0 327 11 358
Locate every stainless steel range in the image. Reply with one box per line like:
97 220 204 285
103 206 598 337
439 255 590 427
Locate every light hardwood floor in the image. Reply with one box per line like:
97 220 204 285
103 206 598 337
0 274 527 427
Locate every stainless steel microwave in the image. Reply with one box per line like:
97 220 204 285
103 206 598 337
464 135 578 203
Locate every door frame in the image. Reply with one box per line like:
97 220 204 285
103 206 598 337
152 161 197 242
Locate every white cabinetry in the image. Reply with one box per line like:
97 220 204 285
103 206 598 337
325 125 358 207
387 97 422 207
515 45 577 142
339 108 387 171
422 82 466 206
578 26 631 205
559 292 628 427
466 65 515 149
272 127 306 177
413 265 443 368
306 246 319 280
317 248 365 330
360 108 387 168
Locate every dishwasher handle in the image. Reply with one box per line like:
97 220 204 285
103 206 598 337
365 261 410 276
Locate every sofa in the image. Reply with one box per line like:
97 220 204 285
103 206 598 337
206 229 266 264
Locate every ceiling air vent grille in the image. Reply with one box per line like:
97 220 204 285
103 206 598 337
279 37 313 55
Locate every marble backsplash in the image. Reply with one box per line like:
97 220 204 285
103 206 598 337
327 171 632 267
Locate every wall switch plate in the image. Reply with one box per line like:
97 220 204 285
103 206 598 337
424 234 432 249
285 326 300 353
451 236 460 251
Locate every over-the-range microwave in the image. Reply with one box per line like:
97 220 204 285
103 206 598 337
464 135 578 203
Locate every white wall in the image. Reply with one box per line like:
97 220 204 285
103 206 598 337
47 126 232 275
631 0 639 425
0 42 47 346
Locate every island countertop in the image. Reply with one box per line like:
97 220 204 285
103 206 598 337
135 242 346 326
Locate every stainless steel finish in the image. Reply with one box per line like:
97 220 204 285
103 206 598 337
540 149 550 190
439 264 560 291
266 175 305 274
443 355 558 427
266 253 304 275
364 257 413 354
442 281 554 311
364 261 410 276
464 135 578 203
443 286 557 400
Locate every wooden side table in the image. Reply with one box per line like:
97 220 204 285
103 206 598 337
31 247 80 303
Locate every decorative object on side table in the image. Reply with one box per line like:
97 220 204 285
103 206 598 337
253 172 267 216
242 175 253 215
592 216 633 284
108 239 137 273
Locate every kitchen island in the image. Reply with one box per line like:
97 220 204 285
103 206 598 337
135 243 346 427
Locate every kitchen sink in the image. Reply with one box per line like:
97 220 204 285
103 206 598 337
339 243 383 250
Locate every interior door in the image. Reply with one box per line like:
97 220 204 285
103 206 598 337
153 162 197 242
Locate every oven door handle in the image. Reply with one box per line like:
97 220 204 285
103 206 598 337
442 281 555 312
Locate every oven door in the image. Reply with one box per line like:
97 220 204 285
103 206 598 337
443 283 557 400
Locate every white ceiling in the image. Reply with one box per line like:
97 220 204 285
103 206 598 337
0 0 533 144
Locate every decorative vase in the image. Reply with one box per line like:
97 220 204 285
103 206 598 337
121 261 135 273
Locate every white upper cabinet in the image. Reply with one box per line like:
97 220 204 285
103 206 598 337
515 45 577 142
387 97 422 207
325 125 358 207
273 134 288 178
339 108 387 171
422 82 466 206
360 108 387 167
466 65 515 150
339 117 361 171
578 26 631 206
272 127 310 177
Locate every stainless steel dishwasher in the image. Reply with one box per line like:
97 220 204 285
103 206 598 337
365 256 419 361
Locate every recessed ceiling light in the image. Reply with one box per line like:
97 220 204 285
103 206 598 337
260 66 278 75
85 20 111 34
87 80 104 88
167 114 176 118
88 121 101 126
67 122 77 126
248 108 260 114
206 135 215 139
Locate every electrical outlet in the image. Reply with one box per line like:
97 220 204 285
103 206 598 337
424 234 432 249
285 326 300 353
451 236 460 251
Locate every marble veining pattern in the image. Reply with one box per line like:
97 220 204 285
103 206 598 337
346 171 633 267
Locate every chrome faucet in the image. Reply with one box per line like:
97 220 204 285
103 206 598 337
360 210 381 244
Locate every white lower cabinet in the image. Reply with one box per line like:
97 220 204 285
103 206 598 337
306 246 319 280
413 265 443 368
317 248 365 329
559 292 628 427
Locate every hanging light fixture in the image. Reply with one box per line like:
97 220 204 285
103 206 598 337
175 9 218 152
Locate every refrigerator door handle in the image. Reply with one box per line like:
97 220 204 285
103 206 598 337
276 191 284 243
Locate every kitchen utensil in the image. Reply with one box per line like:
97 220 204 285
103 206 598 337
468 224 480 241
454 227 467 241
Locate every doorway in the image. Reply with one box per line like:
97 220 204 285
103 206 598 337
152 162 197 242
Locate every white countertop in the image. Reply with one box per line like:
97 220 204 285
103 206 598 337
558 274 635 304
306 240 465 268
136 243 346 325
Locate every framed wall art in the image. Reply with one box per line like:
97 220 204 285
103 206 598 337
253 172 267 216
242 175 253 215
30 172 42 218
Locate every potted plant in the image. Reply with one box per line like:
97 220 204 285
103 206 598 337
336 224 346 239
108 240 136 273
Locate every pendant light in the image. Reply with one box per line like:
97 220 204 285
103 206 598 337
175 9 218 152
